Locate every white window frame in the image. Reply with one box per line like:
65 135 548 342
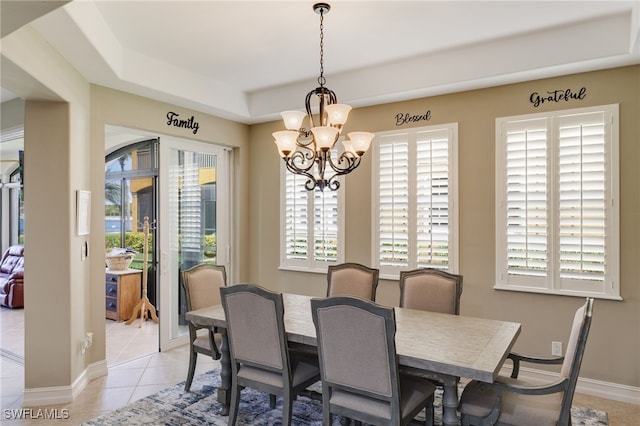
371 123 459 280
278 162 345 273
495 104 620 300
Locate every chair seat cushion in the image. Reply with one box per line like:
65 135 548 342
399 373 436 417
330 389 392 420
290 353 321 388
238 365 286 389
329 374 435 421
193 333 212 351
459 377 563 426
238 354 320 390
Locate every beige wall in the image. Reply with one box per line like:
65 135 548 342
89 86 252 363
2 25 93 390
248 65 640 388
0 98 25 129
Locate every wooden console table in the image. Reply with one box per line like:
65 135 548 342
105 269 142 321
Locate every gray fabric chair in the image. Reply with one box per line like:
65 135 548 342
458 297 594 426
311 296 436 426
327 262 379 301
220 284 321 426
399 268 463 315
399 267 463 421
181 263 227 391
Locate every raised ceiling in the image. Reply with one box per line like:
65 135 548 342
5 1 640 123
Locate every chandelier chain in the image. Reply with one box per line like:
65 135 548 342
318 8 326 87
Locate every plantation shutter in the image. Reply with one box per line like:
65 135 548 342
557 111 607 282
378 134 410 268
281 151 343 270
314 188 339 262
416 129 451 268
496 104 618 298
504 118 548 280
285 172 308 261
375 124 457 277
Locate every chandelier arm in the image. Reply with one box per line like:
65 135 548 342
287 149 316 174
283 158 319 191
325 175 341 191
326 151 361 174
305 86 338 129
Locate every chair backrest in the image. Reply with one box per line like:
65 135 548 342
220 284 289 375
326 263 380 301
181 264 227 311
399 268 463 315
558 297 594 425
311 296 401 418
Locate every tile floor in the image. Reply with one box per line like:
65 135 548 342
1 308 638 425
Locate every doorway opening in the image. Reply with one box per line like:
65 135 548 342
105 126 231 361
105 139 160 365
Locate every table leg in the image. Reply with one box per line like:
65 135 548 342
441 375 459 426
216 328 231 416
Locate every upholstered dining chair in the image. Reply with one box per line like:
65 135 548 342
311 296 436 426
326 262 380 301
399 268 463 315
458 297 595 426
220 284 321 426
181 263 227 391
399 267 464 421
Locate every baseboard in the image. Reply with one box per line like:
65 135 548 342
500 365 640 405
22 360 108 407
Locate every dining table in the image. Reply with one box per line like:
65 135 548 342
186 293 521 426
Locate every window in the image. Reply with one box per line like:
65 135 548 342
495 104 620 299
372 124 459 279
0 127 24 246
279 167 344 272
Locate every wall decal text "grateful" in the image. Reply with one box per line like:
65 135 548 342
530 87 586 108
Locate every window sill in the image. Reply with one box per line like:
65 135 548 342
493 284 623 301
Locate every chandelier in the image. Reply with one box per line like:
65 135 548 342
272 2 374 191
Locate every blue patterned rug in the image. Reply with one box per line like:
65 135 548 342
83 367 608 425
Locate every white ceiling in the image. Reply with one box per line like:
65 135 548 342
6 1 640 124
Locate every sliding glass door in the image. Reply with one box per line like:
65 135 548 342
158 138 230 350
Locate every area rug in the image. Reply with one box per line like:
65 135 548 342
83 367 608 425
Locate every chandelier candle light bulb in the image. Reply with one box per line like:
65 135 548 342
271 2 373 191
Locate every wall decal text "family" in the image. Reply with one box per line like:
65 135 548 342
167 111 200 134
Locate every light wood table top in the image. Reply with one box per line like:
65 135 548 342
187 292 520 383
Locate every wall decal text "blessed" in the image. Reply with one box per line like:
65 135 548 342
396 110 431 126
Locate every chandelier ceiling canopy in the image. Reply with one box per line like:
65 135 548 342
272 2 374 191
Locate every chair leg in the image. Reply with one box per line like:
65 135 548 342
228 381 241 426
184 350 197 391
460 414 470 426
270 394 277 409
322 402 332 426
425 398 434 426
282 393 293 426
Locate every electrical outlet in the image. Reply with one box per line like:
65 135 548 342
552 341 563 356
81 332 94 356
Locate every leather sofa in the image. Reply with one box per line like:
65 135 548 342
0 245 24 308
